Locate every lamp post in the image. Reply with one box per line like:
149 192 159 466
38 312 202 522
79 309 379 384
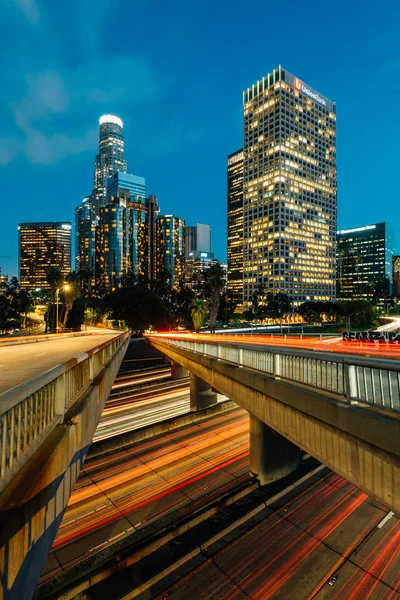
55 283 70 334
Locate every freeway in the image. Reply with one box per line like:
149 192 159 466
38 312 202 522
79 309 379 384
0 331 122 393
94 365 226 442
155 473 400 600
39 408 251 588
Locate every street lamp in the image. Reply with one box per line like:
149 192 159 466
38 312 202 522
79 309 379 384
55 283 70 334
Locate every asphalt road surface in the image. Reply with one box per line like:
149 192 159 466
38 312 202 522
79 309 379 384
159 473 399 600
0 331 122 394
39 408 251 588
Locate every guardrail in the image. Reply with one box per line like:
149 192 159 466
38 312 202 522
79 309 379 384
0 331 130 493
152 336 400 413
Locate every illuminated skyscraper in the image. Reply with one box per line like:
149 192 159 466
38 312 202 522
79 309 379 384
227 149 244 306
19 222 71 289
393 255 400 297
107 172 145 202
92 114 127 215
146 194 160 282
243 66 337 306
337 223 394 300
156 215 185 289
96 191 148 292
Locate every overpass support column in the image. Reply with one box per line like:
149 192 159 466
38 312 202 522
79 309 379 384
171 360 189 379
190 373 217 411
250 415 300 485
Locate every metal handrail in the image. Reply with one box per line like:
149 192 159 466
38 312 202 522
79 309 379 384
150 335 400 413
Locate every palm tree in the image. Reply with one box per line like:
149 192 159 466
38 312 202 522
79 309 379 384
46 267 63 332
61 281 80 328
207 263 225 334
190 299 207 332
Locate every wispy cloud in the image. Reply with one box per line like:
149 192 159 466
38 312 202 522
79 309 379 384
11 0 40 23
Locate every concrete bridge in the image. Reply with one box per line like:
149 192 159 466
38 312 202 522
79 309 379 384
147 334 400 515
0 330 130 600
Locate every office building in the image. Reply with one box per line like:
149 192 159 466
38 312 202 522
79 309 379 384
185 250 218 293
185 223 211 257
243 66 337 307
156 215 185 289
0 268 8 287
146 194 160 282
96 191 149 292
107 172 145 202
337 223 394 300
92 114 127 215
19 222 71 289
227 149 244 306
393 256 400 297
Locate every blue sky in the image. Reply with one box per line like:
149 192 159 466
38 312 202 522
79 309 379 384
1 0 400 278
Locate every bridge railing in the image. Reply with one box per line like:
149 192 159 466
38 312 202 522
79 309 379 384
0 332 130 494
155 337 400 413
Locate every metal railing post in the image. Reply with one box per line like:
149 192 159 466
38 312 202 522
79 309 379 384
345 363 358 404
273 353 281 378
54 373 66 416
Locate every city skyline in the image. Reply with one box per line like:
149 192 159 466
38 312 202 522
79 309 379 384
1 0 400 279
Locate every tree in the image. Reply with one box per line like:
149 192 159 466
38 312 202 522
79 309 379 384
264 292 293 333
61 281 80 327
191 299 208 332
206 263 225 334
45 267 63 331
8 276 19 293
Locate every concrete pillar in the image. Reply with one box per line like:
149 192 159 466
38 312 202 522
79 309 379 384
190 373 218 411
171 360 189 379
249 414 300 485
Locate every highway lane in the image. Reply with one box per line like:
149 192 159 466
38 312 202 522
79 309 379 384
39 408 250 586
159 474 399 600
0 331 122 393
95 365 226 441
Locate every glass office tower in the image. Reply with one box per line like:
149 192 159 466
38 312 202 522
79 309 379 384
337 222 394 300
92 114 127 215
156 215 185 289
243 66 337 307
107 172 145 202
227 149 244 307
19 222 71 289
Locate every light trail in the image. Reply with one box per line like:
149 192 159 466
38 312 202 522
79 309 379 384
152 332 400 360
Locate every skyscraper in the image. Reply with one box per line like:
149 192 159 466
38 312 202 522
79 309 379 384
92 114 127 215
337 223 394 300
393 255 400 297
243 66 337 307
184 223 211 257
107 172 145 202
227 149 244 306
146 194 160 282
19 222 71 289
96 191 149 292
156 215 185 289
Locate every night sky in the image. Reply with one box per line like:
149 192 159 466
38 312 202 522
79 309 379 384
1 0 399 278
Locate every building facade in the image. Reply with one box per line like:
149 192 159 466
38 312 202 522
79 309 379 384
185 223 211 258
19 222 71 289
185 250 218 293
92 114 127 215
107 172 145 202
242 66 337 307
156 215 185 289
146 194 160 282
227 149 244 306
337 223 394 300
393 255 400 297
96 192 149 292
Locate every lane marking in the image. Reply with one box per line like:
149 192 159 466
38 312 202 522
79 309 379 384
377 511 394 529
34 352 46 357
